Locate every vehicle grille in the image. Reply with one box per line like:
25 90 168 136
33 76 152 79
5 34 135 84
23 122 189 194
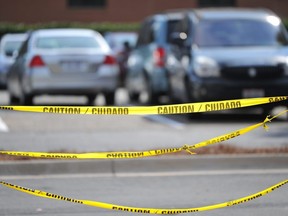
220 65 285 80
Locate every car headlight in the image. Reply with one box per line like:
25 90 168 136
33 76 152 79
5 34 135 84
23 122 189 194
193 56 220 77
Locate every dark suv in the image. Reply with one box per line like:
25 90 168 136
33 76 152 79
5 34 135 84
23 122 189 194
125 11 185 104
167 8 288 111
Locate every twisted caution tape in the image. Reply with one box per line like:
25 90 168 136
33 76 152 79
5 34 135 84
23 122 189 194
0 96 287 115
1 110 287 159
1 180 287 214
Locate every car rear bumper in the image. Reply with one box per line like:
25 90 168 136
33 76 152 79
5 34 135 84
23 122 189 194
24 66 119 95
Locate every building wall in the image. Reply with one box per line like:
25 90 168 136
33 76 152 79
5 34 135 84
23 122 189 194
0 0 196 23
238 0 288 19
0 0 288 24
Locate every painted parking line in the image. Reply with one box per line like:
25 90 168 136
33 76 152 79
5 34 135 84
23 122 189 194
0 117 9 132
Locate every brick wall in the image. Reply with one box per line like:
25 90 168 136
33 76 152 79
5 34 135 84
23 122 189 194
0 0 287 24
238 0 288 19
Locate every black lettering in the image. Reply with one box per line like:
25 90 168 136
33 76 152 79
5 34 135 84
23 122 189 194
158 105 194 114
205 101 242 112
92 108 128 115
42 107 80 114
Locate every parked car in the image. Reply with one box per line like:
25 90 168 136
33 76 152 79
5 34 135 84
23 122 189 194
7 28 120 105
104 31 137 86
0 33 27 88
167 8 288 112
125 11 185 104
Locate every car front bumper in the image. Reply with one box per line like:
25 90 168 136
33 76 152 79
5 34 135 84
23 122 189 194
188 77 288 105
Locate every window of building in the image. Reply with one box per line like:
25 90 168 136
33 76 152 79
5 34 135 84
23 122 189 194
67 0 107 8
198 0 236 7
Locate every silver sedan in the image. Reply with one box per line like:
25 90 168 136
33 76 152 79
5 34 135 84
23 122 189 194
7 28 120 105
0 33 27 88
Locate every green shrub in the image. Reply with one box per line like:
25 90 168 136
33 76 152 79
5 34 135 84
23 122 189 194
0 22 140 38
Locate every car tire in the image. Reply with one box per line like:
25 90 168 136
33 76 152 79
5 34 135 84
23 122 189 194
140 77 159 105
86 94 96 106
104 92 115 105
9 94 20 105
167 77 178 104
261 105 273 118
20 93 33 105
128 92 140 103
185 78 202 119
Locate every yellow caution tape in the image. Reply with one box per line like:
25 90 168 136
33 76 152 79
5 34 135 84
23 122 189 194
1 180 287 214
1 110 286 159
0 96 287 115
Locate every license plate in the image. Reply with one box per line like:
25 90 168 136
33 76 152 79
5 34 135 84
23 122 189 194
61 61 88 73
242 89 265 98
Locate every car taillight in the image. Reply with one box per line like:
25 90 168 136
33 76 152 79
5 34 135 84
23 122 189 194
103 55 116 65
29 55 45 68
154 47 165 67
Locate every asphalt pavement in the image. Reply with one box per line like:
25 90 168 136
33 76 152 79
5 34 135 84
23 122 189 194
0 90 287 216
1 155 288 216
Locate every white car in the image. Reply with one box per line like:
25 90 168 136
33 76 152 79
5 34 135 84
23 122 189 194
0 33 27 88
7 29 120 105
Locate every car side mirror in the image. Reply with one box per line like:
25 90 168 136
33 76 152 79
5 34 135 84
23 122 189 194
170 32 187 47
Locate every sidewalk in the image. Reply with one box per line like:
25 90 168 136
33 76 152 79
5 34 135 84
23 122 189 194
1 154 287 176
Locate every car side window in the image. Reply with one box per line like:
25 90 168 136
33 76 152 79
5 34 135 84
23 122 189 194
136 19 154 47
146 23 155 44
167 19 182 44
169 16 191 51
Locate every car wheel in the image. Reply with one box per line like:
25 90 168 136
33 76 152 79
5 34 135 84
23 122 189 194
166 76 178 104
104 92 115 105
20 93 33 105
86 94 96 106
261 105 273 118
128 92 140 103
140 77 159 105
185 78 202 119
9 94 20 105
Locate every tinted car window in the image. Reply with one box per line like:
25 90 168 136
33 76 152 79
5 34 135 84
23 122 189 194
167 19 182 43
36 36 100 49
194 19 288 47
136 20 154 46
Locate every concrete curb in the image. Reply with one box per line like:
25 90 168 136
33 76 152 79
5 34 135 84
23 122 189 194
0 154 287 176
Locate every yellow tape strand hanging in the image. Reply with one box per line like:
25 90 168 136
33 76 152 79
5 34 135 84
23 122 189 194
0 96 287 115
1 180 287 214
1 110 287 159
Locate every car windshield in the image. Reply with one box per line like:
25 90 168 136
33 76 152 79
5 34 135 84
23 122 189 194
36 36 101 49
194 19 288 47
3 40 23 56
